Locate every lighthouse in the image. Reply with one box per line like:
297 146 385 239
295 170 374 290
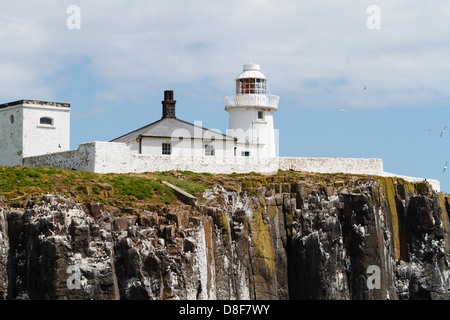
224 63 279 158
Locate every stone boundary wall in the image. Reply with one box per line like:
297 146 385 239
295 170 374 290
23 141 383 175
91 141 281 174
380 172 440 193
22 141 440 191
23 142 96 172
278 157 384 175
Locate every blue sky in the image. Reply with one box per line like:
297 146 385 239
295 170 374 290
1 1 449 192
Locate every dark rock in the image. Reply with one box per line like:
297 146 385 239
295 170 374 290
86 202 104 219
0 175 448 300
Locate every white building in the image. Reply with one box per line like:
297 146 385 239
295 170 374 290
224 63 279 158
111 90 237 157
0 100 70 166
0 64 279 165
0 63 441 192
111 63 279 160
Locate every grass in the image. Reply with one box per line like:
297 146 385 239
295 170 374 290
0 167 397 203
1 166 446 220
156 172 208 195
108 175 162 200
0 166 210 207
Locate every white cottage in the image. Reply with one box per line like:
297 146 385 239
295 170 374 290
111 90 237 158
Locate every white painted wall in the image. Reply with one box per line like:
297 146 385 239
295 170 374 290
22 104 70 158
0 102 70 166
278 157 384 175
23 142 96 171
126 139 140 154
23 141 440 191
0 105 24 166
227 106 277 158
125 137 235 157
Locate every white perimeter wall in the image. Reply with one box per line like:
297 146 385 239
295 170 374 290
22 141 440 192
278 157 384 175
22 140 382 175
23 142 96 172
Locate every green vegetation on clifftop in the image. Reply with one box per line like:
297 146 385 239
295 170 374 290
0 166 210 209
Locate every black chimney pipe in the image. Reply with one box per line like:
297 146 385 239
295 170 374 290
162 90 176 118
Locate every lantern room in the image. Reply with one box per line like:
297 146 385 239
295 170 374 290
224 63 279 111
236 64 268 95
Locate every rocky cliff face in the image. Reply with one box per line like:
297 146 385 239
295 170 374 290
0 172 449 300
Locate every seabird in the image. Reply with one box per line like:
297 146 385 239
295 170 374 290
363 85 366 91
440 126 446 137
443 161 448 173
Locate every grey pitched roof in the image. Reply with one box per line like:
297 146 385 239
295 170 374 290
111 117 236 143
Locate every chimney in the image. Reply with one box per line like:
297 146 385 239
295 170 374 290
162 90 176 119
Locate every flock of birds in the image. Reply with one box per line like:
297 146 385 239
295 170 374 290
340 85 447 175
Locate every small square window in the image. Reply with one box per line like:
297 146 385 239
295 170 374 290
257 111 264 120
40 117 54 126
162 143 171 155
205 145 215 156
241 151 250 157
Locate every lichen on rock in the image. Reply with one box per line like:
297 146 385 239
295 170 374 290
0 171 449 300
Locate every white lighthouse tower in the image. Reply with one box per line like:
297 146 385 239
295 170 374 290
224 63 279 158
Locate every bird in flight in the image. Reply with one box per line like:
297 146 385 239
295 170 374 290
340 108 347 113
363 85 367 91
443 161 448 173
440 126 446 137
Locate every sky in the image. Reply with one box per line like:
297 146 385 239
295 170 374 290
1 1 449 192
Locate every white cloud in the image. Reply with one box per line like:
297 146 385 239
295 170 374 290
1 1 450 109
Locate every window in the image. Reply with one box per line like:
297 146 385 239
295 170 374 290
9 115 14 124
236 78 267 94
241 151 250 157
40 117 54 126
205 145 215 156
255 79 267 94
258 111 264 120
162 143 171 155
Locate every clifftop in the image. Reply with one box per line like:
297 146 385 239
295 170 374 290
0 166 449 300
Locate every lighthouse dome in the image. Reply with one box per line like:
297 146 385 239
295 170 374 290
237 63 267 80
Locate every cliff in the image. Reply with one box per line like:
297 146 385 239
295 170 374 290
0 167 449 300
